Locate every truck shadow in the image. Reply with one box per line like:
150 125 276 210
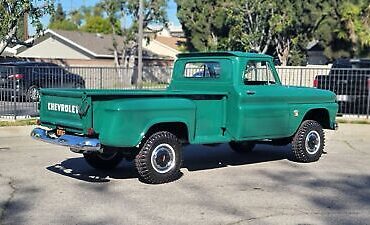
183 143 292 171
46 144 292 183
46 159 138 183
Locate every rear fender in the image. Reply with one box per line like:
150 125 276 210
94 98 196 147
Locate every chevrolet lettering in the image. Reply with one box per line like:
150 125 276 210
47 103 79 114
31 51 338 184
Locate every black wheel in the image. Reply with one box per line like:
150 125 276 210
292 120 325 163
83 151 124 170
26 85 40 102
74 82 85 89
135 131 182 184
229 141 256 153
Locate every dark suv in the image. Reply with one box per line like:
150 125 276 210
0 61 85 101
314 58 370 114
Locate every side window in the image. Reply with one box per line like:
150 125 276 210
244 60 276 85
184 61 221 78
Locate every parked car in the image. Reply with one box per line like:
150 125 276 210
31 51 338 184
0 61 85 101
314 58 370 114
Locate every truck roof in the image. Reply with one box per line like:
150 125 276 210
177 51 273 59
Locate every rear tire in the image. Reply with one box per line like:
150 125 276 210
135 131 182 184
83 151 124 170
229 141 256 153
291 120 325 163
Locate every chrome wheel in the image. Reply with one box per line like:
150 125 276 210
305 130 320 155
150 143 175 174
28 86 39 101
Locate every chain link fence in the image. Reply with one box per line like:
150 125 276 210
0 64 369 119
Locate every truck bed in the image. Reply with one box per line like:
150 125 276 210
39 88 228 140
41 88 228 98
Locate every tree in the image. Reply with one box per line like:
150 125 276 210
312 0 370 60
49 20 79 31
49 3 78 31
50 3 65 23
81 16 116 34
271 0 334 65
0 0 54 55
224 0 274 54
176 0 229 51
334 1 370 56
97 0 167 87
100 0 168 67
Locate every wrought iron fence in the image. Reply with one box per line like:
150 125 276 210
0 64 369 119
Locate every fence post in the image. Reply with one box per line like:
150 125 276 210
12 76 17 120
100 68 103 89
367 80 370 119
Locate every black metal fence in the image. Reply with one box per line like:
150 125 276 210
0 64 369 119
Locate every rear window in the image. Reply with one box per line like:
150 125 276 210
184 62 221 78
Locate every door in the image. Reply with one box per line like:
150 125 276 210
239 60 290 139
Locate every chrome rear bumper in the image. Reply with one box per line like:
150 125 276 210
31 128 101 153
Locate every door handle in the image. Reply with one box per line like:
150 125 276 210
246 90 256 95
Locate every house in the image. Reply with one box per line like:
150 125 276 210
306 40 328 65
12 29 182 67
0 47 16 57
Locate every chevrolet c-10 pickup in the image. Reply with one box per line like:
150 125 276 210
31 52 338 184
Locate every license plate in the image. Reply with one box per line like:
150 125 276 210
337 95 349 102
56 128 66 136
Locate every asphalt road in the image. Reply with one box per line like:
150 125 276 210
0 124 369 225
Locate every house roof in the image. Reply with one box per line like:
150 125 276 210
16 29 171 59
51 29 120 58
154 36 186 51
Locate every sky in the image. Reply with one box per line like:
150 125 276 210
32 0 180 33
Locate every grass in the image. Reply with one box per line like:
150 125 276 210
0 119 37 127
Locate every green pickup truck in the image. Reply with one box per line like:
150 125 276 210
31 52 338 184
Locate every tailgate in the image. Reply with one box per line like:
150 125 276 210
39 89 92 133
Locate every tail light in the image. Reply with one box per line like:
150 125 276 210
367 78 370 90
87 128 95 136
8 74 24 80
313 79 318 88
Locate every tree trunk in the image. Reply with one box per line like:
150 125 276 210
0 26 17 56
128 54 136 85
0 42 8 56
276 39 291 66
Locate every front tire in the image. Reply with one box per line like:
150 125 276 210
135 131 182 184
83 151 124 170
292 120 325 163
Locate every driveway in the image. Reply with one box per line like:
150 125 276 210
0 124 369 225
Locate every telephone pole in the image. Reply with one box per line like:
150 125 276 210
137 0 144 88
